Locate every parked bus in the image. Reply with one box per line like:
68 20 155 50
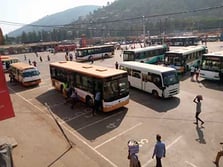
119 61 179 98
55 44 76 52
166 36 201 46
164 45 208 73
75 45 114 62
9 62 41 86
200 51 223 81
0 55 19 72
49 61 129 112
123 44 169 64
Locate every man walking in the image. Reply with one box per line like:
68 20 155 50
193 95 204 126
152 134 166 167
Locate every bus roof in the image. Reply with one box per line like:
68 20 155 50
165 45 206 55
50 61 127 78
76 45 114 51
10 62 36 71
203 51 223 57
124 45 166 54
119 61 176 73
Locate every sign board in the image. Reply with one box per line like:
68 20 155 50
0 58 15 121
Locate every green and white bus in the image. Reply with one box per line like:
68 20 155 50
200 51 223 80
164 45 208 73
119 61 179 98
123 44 169 64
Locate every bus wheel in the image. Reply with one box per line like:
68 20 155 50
152 90 159 98
86 96 93 107
104 54 108 57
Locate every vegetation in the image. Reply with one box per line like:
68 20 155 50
4 0 223 44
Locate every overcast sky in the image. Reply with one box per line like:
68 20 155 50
0 0 115 35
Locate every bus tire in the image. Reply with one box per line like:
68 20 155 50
86 96 93 107
152 90 159 98
104 54 108 58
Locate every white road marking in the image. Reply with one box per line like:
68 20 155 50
9 87 118 167
185 161 198 167
142 136 182 167
94 122 142 149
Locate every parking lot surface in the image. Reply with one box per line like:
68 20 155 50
0 42 223 167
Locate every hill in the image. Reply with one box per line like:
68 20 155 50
8 5 100 37
72 0 223 37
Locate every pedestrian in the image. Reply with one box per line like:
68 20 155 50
69 53 73 61
91 57 94 64
92 91 101 116
24 55 26 60
28 59 32 65
39 56 43 62
32 61 37 67
152 134 166 167
115 61 119 69
47 55 50 61
128 140 141 167
213 142 223 167
65 53 68 61
193 95 204 126
195 67 200 82
70 88 78 109
190 66 195 81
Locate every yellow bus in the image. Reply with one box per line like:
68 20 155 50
49 61 129 112
0 55 19 72
9 62 41 86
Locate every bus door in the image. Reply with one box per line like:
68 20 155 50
130 69 142 89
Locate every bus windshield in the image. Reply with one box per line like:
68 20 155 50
201 57 221 72
22 70 40 77
103 77 129 102
162 71 179 86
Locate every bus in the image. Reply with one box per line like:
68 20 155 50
0 56 19 72
49 61 129 112
123 44 169 64
166 36 201 46
75 45 115 62
9 62 41 86
164 45 208 73
119 61 179 98
200 51 223 80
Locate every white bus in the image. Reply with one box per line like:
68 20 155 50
123 44 169 64
49 61 129 112
164 45 208 73
9 62 41 86
75 45 115 62
119 61 179 98
200 51 223 80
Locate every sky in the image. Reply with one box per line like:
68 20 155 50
0 0 115 35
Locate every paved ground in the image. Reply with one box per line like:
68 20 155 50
0 42 223 167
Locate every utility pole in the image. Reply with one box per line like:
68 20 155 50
142 16 146 47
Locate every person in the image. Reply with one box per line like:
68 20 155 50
129 153 141 167
152 134 166 167
115 61 119 69
69 53 73 61
65 53 69 61
193 95 204 126
213 142 223 167
39 56 43 62
32 61 37 67
24 55 26 60
92 91 101 116
195 67 200 82
70 88 78 109
190 66 195 81
28 59 32 65
9 70 14 83
47 55 50 61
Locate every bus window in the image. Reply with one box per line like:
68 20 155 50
152 74 162 87
132 70 141 79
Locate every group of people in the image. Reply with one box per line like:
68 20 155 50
190 66 200 82
128 134 166 167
